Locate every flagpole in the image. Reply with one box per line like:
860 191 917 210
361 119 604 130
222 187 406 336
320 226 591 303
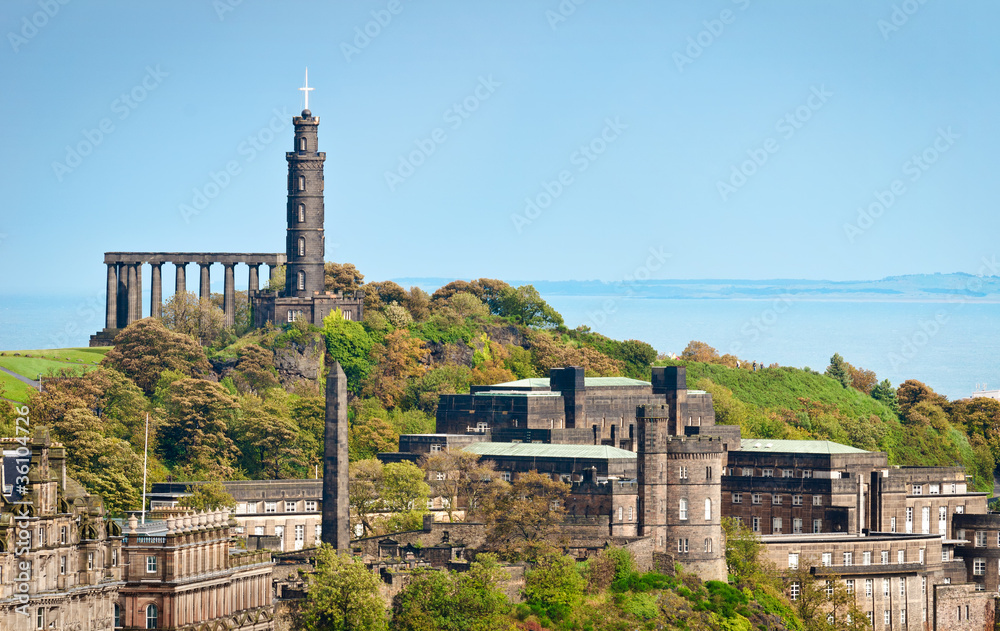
141 412 149 525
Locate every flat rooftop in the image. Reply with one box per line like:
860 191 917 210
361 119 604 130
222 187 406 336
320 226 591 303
737 439 869 455
465 442 637 460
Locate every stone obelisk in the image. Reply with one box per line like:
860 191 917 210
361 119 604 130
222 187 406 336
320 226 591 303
322 362 350 550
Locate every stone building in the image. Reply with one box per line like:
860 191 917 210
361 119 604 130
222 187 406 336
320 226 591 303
117 512 274 630
0 435 123 631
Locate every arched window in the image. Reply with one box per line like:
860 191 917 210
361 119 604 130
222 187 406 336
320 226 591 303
146 604 158 629
299 137 306 151
298 271 305 291
298 237 305 257
705 498 712 520
114 604 121 629
704 538 712 553
678 498 688 520
298 204 305 222
298 175 305 191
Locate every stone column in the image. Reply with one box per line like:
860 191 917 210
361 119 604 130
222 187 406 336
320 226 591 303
223 263 235 328
150 263 162 318
117 263 128 328
199 263 211 300
127 264 139 324
248 264 260 294
105 264 118 329
175 262 187 296
136 263 143 320
269 264 278 287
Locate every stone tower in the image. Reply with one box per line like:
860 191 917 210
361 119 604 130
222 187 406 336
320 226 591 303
284 98 326 299
636 370 726 580
322 362 350 550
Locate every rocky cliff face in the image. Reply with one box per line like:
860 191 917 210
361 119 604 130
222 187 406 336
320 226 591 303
273 332 325 387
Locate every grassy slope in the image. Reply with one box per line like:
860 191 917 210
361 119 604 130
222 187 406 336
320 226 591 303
0 370 35 402
0 347 110 402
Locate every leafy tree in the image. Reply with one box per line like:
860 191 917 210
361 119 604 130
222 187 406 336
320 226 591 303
323 310 375 393
159 378 239 479
523 552 586 621
181 480 236 511
404 365 475 414
786 561 869 631
160 291 227 344
824 353 853 389
267 265 286 292
348 459 383 536
232 344 280 394
383 302 413 328
349 414 398 461
848 366 877 395
527 330 623 377
102 318 212 395
682 340 719 363
297 544 387 631
479 470 570 559
897 379 948 420
419 450 499 522
870 379 899 414
364 280 408 312
431 279 482 303
494 285 563 328
325 261 365 293
235 392 307 478
951 397 1000 464
361 330 427 408
402 286 431 321
348 459 429 536
585 546 637 593
391 554 512 631
446 292 491 319
722 517 780 591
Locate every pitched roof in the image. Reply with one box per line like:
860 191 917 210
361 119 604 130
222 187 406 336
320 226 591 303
738 439 869 454
465 442 637 460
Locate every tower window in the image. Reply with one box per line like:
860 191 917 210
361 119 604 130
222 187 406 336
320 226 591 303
298 271 305 291
298 237 306 257
299 137 306 151
298 175 305 191
298 204 305 222
146 603 158 629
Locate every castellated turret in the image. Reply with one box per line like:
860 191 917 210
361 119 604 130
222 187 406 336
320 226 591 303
637 396 726 581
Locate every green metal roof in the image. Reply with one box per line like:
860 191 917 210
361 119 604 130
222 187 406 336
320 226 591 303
465 442 637 460
492 377 651 388
738 439 869 454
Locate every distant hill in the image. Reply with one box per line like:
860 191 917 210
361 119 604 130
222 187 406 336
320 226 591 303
391 273 1000 301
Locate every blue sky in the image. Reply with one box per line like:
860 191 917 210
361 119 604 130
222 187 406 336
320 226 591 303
1 0 997 294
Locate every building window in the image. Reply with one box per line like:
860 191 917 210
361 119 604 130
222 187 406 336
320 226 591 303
921 506 930 534
865 578 873 597
802 469 813 478
704 538 712 553
912 484 922 495
929 484 939 494
37 608 44 630
679 466 688 480
844 552 853 566
884 610 890 626
951 483 957 493
974 558 986 575
59 556 66 575
115 604 121 629
299 137 306 151
732 493 742 504
752 517 760 532
821 552 832 567
60 526 67 544
298 175 305 191
905 507 913 533
704 498 711 521
772 494 781 505
254 526 265 536
789 582 800 601
918 548 925 564
900 609 906 625
792 495 803 506
305 501 317 512
315 524 322 543
863 551 871 566
628 506 633 521
939 506 948 534
772 517 782 533
782 469 793 478
898 550 905 564
883 578 890 596
866 612 873 626
956 505 965 514
298 237 306 257
825 581 834 597
900 578 905 598
813 519 822 533
617 506 623 521
793 518 802 534
679 498 688 520
742 468 753 476
752 493 762 505
87 551 94 570
846 579 854 594
976 531 987 547
265 502 277 513
762 469 773 477
295 524 305 542
813 495 822 506
501 471 511 482
677 538 688 553
298 204 305 222
298 271 305 291
788 553 799 569
706 466 712 480
146 604 158 629
285 501 297 513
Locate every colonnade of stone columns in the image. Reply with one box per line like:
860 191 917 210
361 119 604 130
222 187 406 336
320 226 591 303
102 253 286 331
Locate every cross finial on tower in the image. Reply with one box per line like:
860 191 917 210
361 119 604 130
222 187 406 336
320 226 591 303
300 68 314 111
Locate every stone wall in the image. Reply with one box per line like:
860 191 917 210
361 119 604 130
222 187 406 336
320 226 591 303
932 583 995 631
